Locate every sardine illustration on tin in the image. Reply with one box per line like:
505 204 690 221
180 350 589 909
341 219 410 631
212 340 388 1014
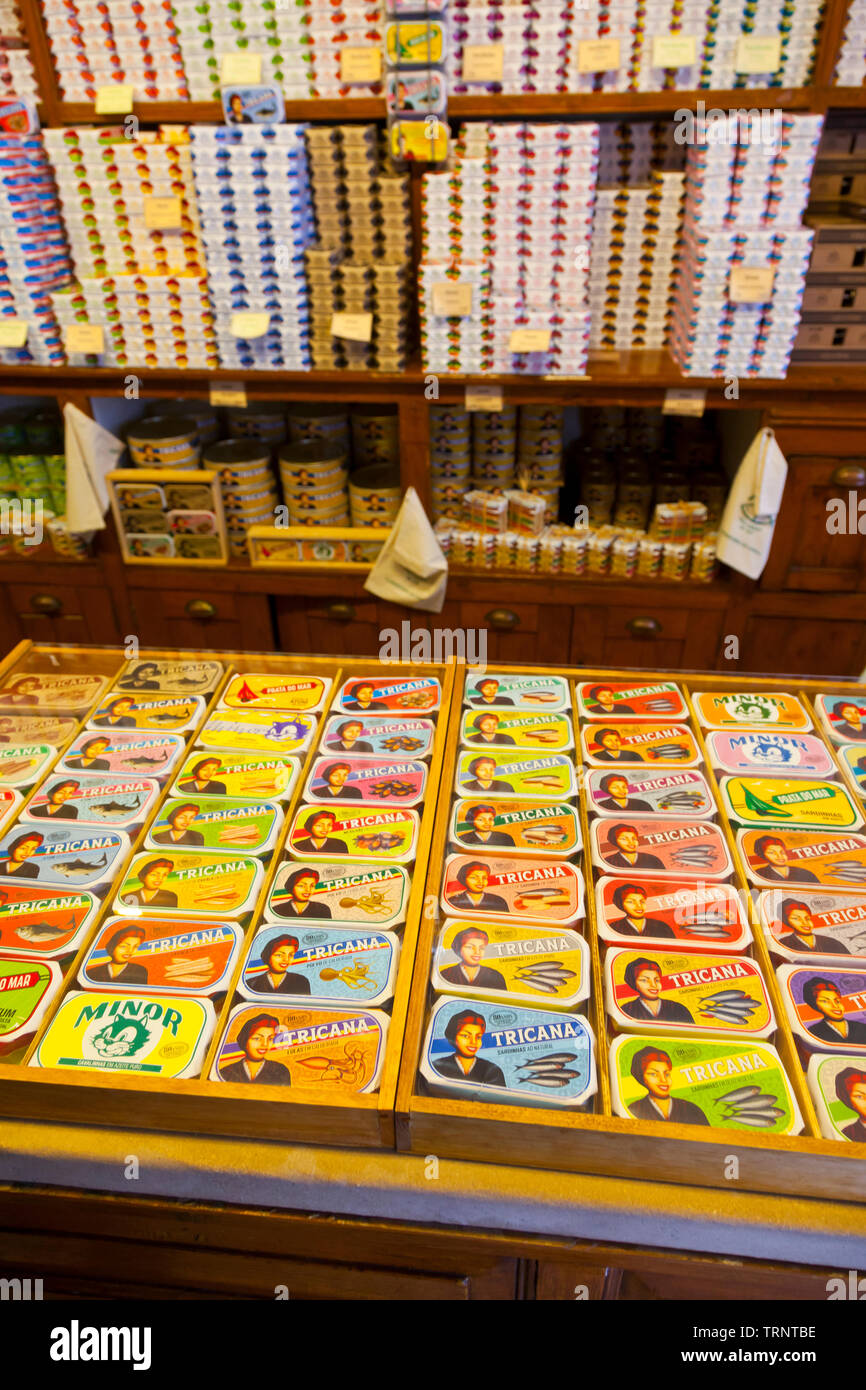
589 817 733 881
737 828 866 889
113 659 224 696
0 824 127 889
58 732 186 781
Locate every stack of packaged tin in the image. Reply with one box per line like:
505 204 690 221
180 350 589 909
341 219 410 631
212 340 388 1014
670 114 823 378
0 120 72 366
190 124 315 372
0 1 40 100
589 171 685 352
835 0 866 85
41 0 188 102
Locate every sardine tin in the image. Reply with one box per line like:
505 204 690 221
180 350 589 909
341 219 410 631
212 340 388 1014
705 730 836 780
31 990 216 1079
720 776 864 832
112 659 224 696
238 924 399 1009
420 995 597 1109
0 715 77 747
586 768 716 819
0 744 56 788
145 796 283 857
196 708 317 756
22 775 160 831
455 750 578 800
441 853 584 925
170 751 300 803
0 671 110 715
57 732 186 781
777 963 866 1055
303 755 427 808
0 824 129 891
320 714 436 760
692 691 812 732
459 709 575 753
759 890 866 965
604 946 775 1039
433 919 590 1010
609 1033 803 1134
286 804 419 864
0 788 21 831
581 722 702 768
736 827 866 890
838 744 866 805
449 799 581 859
813 693 866 747
78 917 243 997
210 1001 388 1093
463 672 570 713
589 817 734 881
806 1053 866 1142
595 876 752 953
87 694 206 734
334 675 441 715
265 861 410 931
220 672 332 713
576 680 688 722
0 953 63 1045
114 850 263 919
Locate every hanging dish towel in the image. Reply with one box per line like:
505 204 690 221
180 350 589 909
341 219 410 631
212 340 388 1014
716 427 788 580
63 403 125 534
364 486 448 613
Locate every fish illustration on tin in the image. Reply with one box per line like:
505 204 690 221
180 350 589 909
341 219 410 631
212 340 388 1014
125 753 169 769
14 916 77 943
53 853 109 877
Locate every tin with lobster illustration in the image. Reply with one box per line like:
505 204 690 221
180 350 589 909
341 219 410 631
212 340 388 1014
576 680 688 722
463 672 570 713
581 722 701 768
604 946 775 1039
286 804 420 864
320 714 436 761
334 676 441 715
455 751 578 800
736 828 866 890
432 919 590 1010
720 776 863 832
586 769 715 820
303 755 427 808
196 708 317 756
210 1001 388 1092
220 673 332 714
113 850 263 919
78 917 243 997
265 861 410 931
441 853 584 925
459 709 574 753
57 732 186 782
448 799 581 859
595 876 752 953
170 751 300 803
590 817 733 881
237 924 399 1008
144 797 283 857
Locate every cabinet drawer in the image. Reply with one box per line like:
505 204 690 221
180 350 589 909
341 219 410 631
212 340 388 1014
7 582 87 619
459 601 542 634
129 589 274 652
158 589 241 623
601 607 691 641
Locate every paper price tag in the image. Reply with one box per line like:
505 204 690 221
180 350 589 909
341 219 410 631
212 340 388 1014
331 312 374 343
509 328 551 354
652 33 697 66
95 84 134 115
144 196 182 231
577 38 620 73
432 282 473 317
220 52 262 84
462 44 504 81
663 389 707 417
210 383 248 409
0 319 28 348
729 265 775 303
340 47 382 82
735 34 782 73
230 312 270 339
65 323 104 355
465 385 504 412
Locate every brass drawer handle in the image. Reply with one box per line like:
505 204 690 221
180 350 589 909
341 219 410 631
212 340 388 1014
832 464 866 488
185 599 217 619
30 594 62 615
326 601 356 622
628 616 661 638
485 608 520 630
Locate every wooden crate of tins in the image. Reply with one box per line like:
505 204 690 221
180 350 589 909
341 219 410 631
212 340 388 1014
395 665 866 1202
0 641 454 1149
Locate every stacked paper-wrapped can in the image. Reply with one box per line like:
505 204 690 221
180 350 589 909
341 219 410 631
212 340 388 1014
0 122 71 365
42 0 188 102
0 1 40 99
590 170 684 352
835 0 866 84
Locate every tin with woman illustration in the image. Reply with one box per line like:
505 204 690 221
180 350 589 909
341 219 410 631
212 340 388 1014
113 850 262 919
78 916 243 997
441 854 584 926
604 946 775 1039
210 1001 388 1092
237 924 399 1009
265 861 410 931
432 919 590 1011
144 796 283 857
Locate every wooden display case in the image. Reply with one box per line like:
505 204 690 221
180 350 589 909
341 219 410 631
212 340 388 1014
396 664 866 1203
0 641 455 1150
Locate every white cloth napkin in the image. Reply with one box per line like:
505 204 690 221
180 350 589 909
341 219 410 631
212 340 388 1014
63 403 125 534
716 427 788 580
364 486 448 613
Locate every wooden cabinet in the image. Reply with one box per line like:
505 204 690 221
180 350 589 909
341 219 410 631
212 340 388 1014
738 614 866 678
276 595 413 656
127 586 274 651
3 577 120 645
437 598 573 664
761 454 866 593
572 598 726 670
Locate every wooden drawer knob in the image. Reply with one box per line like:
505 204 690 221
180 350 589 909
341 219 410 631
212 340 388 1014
326 601 356 622
485 608 520 629
628 616 661 638
30 594 62 615
832 464 866 488
185 599 217 619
